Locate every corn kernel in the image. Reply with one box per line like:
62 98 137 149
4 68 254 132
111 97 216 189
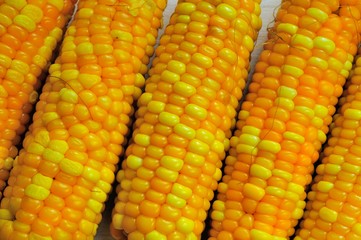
185 104 207 120
243 183 265 201
127 155 143 170
258 140 281 154
306 8 328 23
250 164 272 180
283 131 305 144
32 173 53 189
21 4 43 23
188 139 210 155
159 111 180 126
59 158 83 176
291 34 313 49
160 156 184 171
25 184 50 200
49 140 69 154
277 23 298 35
174 123 196 140
134 134 150 147
319 207 338 223
216 3 237 20
314 37 335 54
176 217 194 234
171 183 192 200
161 70 180 83
167 60 186 75
173 81 196 97
166 193 186 209
145 230 167 240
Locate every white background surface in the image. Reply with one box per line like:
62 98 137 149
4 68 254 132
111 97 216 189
95 0 281 239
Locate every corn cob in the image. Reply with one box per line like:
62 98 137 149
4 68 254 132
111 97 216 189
110 0 262 239
0 0 77 198
209 0 360 239
0 0 167 239
295 3 361 239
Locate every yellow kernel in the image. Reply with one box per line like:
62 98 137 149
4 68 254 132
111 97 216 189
11 59 29 75
283 131 305 144
111 30 133 42
134 134 150 147
191 53 213 69
171 183 192 199
0 54 11 68
184 152 205 167
147 101 165 114
48 0 64 11
94 44 113 55
156 167 178 182
167 60 186 75
59 88 78 104
77 8 94 18
250 229 272 240
161 70 180 83
314 105 328 118
291 34 313 49
294 106 314 119
308 57 328 70
257 140 281 154
211 140 224 154
277 23 298 35
274 97 294 111
265 186 285 198
196 129 215 145
243 183 265 201
185 104 207 120
176 2 196 15
32 173 53 189
59 158 83 176
216 3 237 20
34 130 50 147
277 86 297 99
306 7 328 23
317 181 334 193
238 133 260 147
211 210 224 221
250 164 272 180
42 148 64 164
313 36 335 54
287 182 304 195
76 42 94 55
176 217 194 234
242 125 261 136
236 143 257 155
166 193 187 208
328 57 343 72
49 140 69 154
126 155 143 170
29 233 52 240
272 169 292 182
291 207 304 220
83 166 101 183
27 142 45 155
25 184 50 200
173 81 196 97
319 207 338 223
146 230 167 240
6 69 24 84
174 123 196 140
14 14 36 32
282 65 304 78
87 199 103 214
324 163 341 175
344 108 361 120
160 156 184 171
5 0 26 10
0 209 12 220
188 139 210 155
21 4 43 23
78 74 101 89
159 111 180 126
